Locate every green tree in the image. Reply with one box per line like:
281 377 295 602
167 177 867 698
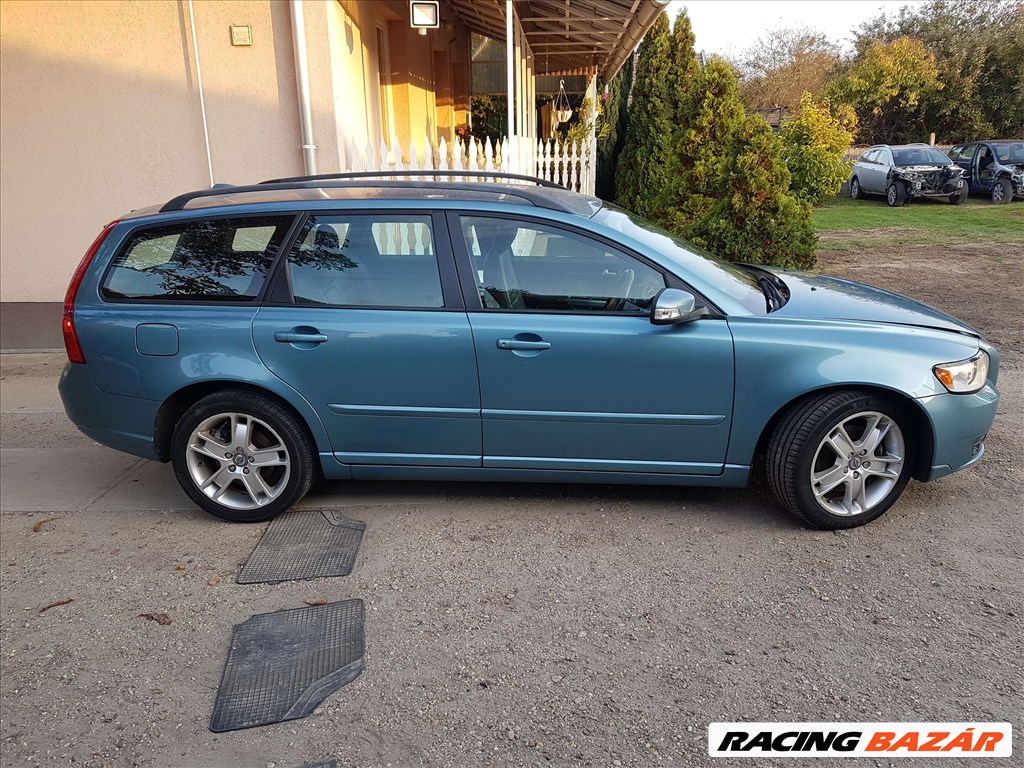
779 94 856 204
595 56 632 201
850 0 1024 141
734 25 841 111
666 10 700 118
658 58 816 268
656 58 745 233
827 36 942 144
614 12 673 218
696 116 818 270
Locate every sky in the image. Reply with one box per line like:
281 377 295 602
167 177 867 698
668 0 925 59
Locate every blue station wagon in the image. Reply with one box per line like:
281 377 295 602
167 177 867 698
59 172 1000 529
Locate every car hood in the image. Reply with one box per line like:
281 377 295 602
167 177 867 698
764 270 979 336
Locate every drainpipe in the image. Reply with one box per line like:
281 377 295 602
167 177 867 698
187 0 215 186
506 0 515 169
290 0 318 175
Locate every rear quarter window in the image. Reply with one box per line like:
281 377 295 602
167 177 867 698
102 216 294 302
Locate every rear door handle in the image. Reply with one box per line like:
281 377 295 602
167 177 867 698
275 331 328 344
497 339 551 351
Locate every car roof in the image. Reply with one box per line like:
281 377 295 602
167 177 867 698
123 174 604 221
873 143 934 150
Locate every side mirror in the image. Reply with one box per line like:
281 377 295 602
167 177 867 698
651 288 698 325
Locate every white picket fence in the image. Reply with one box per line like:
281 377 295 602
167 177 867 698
342 135 596 195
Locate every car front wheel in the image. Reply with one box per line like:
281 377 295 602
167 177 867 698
992 178 1013 204
767 390 913 529
171 390 314 522
886 182 907 207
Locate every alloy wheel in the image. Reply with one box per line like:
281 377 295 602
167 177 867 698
185 412 291 510
809 411 905 517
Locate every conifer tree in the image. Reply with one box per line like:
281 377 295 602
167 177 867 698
614 12 673 217
595 56 632 201
696 115 818 269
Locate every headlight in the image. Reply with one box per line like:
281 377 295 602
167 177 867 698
933 351 989 393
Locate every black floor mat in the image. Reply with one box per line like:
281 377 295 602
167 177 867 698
238 509 366 584
209 600 365 732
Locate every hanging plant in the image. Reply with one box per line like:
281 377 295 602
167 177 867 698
554 79 573 124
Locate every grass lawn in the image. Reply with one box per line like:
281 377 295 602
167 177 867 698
812 196 1023 251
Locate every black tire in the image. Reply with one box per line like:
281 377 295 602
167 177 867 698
171 390 314 523
850 177 863 200
886 182 907 207
949 187 967 205
992 178 1013 205
766 390 914 530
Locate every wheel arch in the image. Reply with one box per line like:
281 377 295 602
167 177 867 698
153 380 328 463
750 384 935 482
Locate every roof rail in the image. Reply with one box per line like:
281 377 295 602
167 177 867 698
260 169 566 189
158 177 575 214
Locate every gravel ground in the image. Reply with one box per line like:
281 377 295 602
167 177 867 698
1 242 1021 768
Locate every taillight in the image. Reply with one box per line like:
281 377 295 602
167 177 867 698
63 220 119 364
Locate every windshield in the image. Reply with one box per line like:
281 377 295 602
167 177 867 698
892 147 952 166
994 143 1024 164
593 204 767 314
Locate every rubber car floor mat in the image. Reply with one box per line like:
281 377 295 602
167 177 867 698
237 509 366 584
209 599 365 732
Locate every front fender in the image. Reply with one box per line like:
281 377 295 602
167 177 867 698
725 316 982 466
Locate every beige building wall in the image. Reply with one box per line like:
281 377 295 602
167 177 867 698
0 0 472 348
0 0 341 347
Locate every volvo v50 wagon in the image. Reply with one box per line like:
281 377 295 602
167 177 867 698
59 172 999 529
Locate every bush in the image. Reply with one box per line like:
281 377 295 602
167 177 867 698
779 94 856 204
693 115 818 270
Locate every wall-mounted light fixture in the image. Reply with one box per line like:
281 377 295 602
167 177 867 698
409 1 439 35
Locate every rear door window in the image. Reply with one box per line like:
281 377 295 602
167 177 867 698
284 214 444 308
102 216 294 301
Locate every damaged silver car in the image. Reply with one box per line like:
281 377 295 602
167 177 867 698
850 144 967 207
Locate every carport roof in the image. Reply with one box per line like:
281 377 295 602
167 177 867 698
446 0 671 79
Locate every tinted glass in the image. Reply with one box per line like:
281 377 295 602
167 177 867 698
102 216 293 301
948 145 972 161
994 142 1024 163
286 214 443 307
460 215 664 312
861 149 879 163
892 147 952 166
593 204 766 315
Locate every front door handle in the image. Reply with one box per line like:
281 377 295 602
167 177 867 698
275 330 328 344
497 338 551 351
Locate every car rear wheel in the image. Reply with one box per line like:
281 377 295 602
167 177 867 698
171 390 314 522
886 182 907 207
992 178 1013 205
767 390 913 529
850 177 863 200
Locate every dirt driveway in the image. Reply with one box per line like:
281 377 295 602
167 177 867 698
1 242 1021 768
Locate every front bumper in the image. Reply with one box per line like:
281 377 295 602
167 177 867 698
58 363 162 461
917 384 999 481
906 178 965 198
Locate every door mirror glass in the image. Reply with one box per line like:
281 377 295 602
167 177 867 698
651 288 697 325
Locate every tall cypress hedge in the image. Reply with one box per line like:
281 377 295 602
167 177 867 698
614 12 673 218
